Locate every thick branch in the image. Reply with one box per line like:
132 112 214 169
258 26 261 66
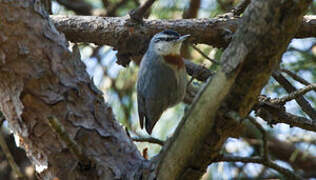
50 15 316 66
156 0 311 179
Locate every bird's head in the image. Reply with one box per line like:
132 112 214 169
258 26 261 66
149 30 190 56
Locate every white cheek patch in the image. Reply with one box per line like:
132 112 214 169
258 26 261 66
154 42 173 55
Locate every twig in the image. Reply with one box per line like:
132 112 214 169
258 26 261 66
255 96 316 132
280 69 311 86
132 136 164 145
247 116 268 160
272 71 316 120
0 132 24 179
191 44 219 64
129 0 156 22
215 156 302 180
47 116 91 166
232 0 251 16
271 83 316 105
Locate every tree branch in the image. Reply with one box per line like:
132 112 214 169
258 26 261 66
247 116 268 160
129 0 156 22
156 0 312 179
255 95 316 132
270 83 316 105
296 15 316 38
191 44 219 64
232 0 251 16
50 15 316 66
214 156 302 179
184 60 214 81
183 0 201 19
280 69 311 86
181 0 201 58
242 121 316 177
132 136 164 145
0 131 24 179
272 71 316 119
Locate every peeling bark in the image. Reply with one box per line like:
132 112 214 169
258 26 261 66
0 1 148 179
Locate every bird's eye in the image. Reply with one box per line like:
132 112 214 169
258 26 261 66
166 38 172 41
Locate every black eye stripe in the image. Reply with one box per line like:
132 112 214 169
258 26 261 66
154 37 178 42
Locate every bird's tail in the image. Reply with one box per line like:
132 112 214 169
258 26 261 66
145 116 160 135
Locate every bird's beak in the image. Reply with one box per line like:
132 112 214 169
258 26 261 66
176 34 190 42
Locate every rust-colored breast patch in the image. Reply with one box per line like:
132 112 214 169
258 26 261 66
163 55 184 69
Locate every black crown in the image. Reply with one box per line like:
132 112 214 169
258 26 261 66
161 30 180 37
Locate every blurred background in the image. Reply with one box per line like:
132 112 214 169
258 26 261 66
0 0 315 179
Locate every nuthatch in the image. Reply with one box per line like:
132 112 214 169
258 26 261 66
137 30 190 134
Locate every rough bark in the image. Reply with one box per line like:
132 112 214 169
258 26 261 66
0 0 313 180
0 1 148 179
156 0 311 179
50 15 316 66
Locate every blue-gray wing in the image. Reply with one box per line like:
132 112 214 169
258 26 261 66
137 91 146 129
137 67 167 134
137 53 179 134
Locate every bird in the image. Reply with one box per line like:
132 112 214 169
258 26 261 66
137 30 190 134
